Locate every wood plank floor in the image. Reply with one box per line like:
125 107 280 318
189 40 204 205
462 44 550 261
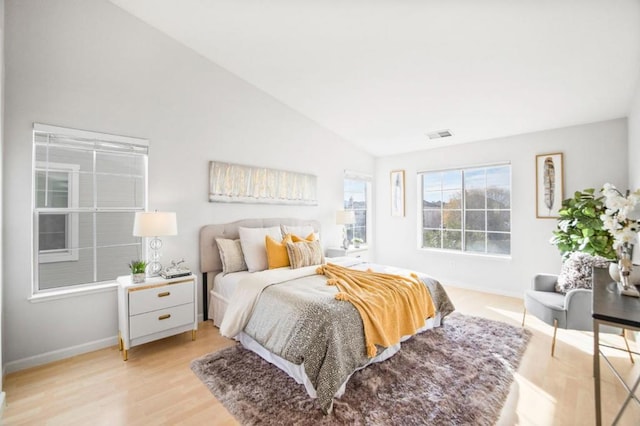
3 286 640 425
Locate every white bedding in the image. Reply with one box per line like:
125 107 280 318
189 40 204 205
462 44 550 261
219 265 322 337
213 270 252 300
209 257 360 326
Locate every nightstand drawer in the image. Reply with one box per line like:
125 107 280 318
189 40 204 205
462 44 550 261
129 281 193 316
130 303 194 339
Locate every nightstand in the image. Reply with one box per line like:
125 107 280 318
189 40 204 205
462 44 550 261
326 246 370 261
117 274 198 361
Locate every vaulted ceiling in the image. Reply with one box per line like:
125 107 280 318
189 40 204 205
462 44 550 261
110 0 640 156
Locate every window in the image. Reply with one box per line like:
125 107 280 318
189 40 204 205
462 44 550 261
36 162 79 263
420 164 511 255
344 171 372 244
33 124 148 293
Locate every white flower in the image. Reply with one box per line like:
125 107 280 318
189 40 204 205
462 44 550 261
601 183 640 248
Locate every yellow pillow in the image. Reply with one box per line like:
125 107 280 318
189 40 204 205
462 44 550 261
291 232 316 242
266 234 293 269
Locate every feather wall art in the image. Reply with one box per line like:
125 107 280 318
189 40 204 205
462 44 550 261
543 157 555 213
536 153 563 218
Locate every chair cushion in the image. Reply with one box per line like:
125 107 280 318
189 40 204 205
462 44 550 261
524 290 567 328
556 252 610 294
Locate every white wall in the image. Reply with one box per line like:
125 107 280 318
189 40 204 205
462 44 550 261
2 0 373 370
375 119 628 298
629 80 640 190
0 0 5 412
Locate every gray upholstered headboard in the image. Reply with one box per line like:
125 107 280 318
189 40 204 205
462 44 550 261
199 218 321 320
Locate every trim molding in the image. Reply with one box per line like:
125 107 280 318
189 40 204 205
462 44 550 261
444 281 524 300
0 391 5 418
4 336 118 374
5 316 205 374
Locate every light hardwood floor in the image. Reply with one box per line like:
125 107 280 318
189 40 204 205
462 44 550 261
3 286 640 425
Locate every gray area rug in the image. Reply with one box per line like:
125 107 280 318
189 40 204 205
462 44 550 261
191 313 531 425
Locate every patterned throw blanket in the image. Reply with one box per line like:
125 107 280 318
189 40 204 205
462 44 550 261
317 263 436 357
240 261 455 414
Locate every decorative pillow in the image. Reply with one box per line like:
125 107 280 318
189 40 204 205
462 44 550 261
281 224 320 242
291 232 316 242
555 252 611 294
215 238 247 275
238 226 282 272
286 240 325 269
281 224 314 239
265 234 293 269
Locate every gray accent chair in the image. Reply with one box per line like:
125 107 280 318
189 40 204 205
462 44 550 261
522 267 634 360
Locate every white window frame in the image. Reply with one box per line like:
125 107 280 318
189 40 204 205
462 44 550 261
35 161 80 263
344 170 373 245
418 163 511 256
32 123 149 299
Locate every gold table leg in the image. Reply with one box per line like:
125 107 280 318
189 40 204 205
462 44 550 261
192 330 197 341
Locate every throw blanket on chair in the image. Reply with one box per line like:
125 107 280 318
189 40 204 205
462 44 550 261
317 263 436 357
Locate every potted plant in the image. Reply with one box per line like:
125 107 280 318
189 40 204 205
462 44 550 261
352 238 364 248
129 260 148 283
550 188 616 260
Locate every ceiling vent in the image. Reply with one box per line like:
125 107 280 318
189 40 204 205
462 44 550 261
426 129 453 140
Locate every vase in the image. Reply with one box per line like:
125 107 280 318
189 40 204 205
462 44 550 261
132 272 145 284
608 262 640 283
609 243 640 297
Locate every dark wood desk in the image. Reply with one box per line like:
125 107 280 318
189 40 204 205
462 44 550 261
592 267 640 425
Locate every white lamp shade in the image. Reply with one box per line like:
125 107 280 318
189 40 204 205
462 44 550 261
133 212 178 237
336 210 356 225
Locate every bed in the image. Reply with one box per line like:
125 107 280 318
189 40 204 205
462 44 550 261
199 218 455 413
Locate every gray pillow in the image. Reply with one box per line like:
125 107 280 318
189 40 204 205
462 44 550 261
555 252 610 294
215 238 247 275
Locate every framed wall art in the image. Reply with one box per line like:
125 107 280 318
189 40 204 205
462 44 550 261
208 161 318 205
535 153 564 218
390 169 405 217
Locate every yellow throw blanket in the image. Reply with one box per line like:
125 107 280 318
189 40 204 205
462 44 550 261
317 263 436 358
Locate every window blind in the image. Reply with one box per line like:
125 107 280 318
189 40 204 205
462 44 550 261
33 124 149 292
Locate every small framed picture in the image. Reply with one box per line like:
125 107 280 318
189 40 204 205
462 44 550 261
391 170 405 217
535 153 564 218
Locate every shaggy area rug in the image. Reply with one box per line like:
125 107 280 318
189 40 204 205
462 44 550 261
191 313 531 425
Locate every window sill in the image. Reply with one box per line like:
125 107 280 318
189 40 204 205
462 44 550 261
29 281 118 303
418 247 512 261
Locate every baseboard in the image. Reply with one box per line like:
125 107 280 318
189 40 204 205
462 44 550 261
6 316 206 374
4 335 118 374
0 391 5 419
444 281 524 299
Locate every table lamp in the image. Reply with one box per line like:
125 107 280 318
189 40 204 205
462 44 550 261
336 210 356 250
133 211 178 276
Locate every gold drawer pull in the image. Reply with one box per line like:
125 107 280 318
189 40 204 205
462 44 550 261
157 292 170 297
158 314 171 320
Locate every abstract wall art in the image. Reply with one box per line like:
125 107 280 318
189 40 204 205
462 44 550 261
208 161 318 205
535 153 564 218
391 169 405 217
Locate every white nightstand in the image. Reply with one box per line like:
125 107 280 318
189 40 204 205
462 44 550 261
117 274 198 361
326 246 370 261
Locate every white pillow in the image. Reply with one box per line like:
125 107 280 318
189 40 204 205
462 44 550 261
280 224 320 241
238 226 282 272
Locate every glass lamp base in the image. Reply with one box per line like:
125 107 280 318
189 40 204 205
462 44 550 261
148 261 162 276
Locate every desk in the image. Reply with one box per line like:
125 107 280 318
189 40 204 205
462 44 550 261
592 267 640 425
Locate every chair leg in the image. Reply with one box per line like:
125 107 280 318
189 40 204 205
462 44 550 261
522 307 526 327
622 329 635 364
551 319 558 357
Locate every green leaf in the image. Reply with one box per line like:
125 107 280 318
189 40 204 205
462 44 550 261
549 188 615 259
